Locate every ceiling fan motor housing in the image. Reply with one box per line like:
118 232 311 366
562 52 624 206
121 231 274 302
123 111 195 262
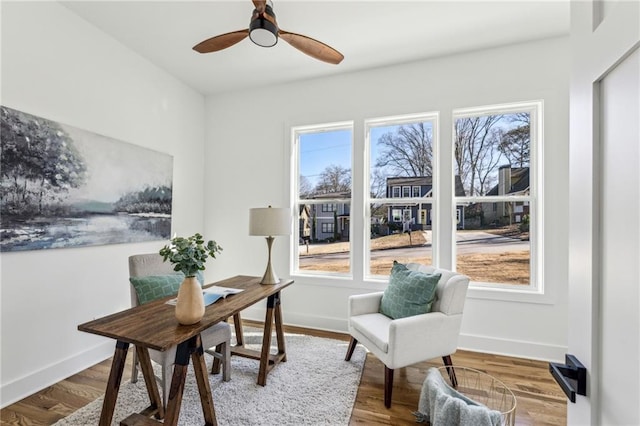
249 3 278 47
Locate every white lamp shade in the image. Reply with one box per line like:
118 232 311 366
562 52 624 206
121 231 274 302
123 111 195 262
249 207 291 236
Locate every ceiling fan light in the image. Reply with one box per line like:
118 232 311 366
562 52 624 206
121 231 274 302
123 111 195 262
249 17 278 48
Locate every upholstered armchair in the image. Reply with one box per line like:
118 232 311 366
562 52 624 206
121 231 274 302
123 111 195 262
345 263 470 408
128 253 232 408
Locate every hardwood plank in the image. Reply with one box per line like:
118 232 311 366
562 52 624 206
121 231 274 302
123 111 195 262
0 323 567 426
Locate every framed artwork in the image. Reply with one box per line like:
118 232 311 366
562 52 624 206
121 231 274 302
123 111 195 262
0 105 173 252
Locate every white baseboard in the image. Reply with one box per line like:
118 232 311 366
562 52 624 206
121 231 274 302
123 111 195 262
457 334 566 363
1 341 113 409
241 307 348 334
252 308 567 363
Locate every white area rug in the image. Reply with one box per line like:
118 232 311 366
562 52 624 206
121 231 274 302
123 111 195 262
54 329 366 426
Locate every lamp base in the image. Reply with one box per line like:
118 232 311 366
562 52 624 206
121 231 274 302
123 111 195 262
260 265 280 285
260 236 280 285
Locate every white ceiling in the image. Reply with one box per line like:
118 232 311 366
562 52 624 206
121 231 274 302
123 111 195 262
61 1 570 96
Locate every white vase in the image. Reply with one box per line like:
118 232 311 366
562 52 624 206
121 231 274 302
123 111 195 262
175 276 205 325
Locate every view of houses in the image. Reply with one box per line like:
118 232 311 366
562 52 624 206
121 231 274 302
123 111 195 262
299 167 530 242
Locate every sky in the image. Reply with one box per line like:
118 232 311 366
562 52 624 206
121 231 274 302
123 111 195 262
298 124 425 189
299 114 526 193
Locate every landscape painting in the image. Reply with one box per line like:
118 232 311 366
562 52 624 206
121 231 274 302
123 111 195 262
0 106 173 252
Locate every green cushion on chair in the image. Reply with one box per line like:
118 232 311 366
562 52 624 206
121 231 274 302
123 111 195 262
130 274 183 304
129 271 205 305
379 261 441 319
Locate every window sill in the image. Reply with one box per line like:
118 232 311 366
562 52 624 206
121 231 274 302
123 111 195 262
290 273 555 304
467 282 555 305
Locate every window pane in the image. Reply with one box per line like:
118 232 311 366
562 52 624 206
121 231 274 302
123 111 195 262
370 120 434 199
296 126 351 275
298 201 350 274
454 112 530 197
369 202 433 277
456 202 530 285
299 129 351 199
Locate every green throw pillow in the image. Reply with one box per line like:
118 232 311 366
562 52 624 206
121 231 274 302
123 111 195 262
130 271 206 305
379 261 441 319
130 274 184 305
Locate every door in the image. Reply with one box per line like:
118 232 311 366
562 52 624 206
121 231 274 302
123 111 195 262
569 2 639 425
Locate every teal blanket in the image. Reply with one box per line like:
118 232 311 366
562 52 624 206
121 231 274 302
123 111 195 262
414 368 503 426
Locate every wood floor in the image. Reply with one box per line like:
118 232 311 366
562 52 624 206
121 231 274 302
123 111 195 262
0 322 566 425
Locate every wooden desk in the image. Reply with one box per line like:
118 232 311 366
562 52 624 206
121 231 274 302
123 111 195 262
78 275 294 426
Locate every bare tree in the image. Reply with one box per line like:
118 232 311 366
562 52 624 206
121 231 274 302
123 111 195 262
369 168 387 198
299 175 314 198
375 123 433 177
314 164 351 194
499 113 530 167
454 115 504 196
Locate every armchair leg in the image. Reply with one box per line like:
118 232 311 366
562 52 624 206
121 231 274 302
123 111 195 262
442 355 458 388
384 366 394 408
345 337 358 361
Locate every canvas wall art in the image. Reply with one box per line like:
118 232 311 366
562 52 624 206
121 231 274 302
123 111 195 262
0 106 173 252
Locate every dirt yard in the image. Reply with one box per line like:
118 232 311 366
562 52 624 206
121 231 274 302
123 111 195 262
298 231 529 285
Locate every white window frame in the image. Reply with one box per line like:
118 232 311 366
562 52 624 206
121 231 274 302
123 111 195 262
291 121 354 278
452 100 543 298
391 208 402 222
392 186 401 198
365 112 439 280
412 186 421 197
289 103 546 303
402 186 411 197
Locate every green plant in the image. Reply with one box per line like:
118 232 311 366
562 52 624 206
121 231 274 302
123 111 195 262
159 233 222 277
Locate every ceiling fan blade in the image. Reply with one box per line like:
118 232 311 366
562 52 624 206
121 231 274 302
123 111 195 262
252 0 266 14
193 29 250 53
279 30 344 65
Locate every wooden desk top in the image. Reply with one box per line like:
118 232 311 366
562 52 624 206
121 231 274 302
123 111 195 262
78 275 294 352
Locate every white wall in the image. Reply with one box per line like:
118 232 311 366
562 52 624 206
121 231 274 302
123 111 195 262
0 2 571 407
204 37 570 362
0 2 206 406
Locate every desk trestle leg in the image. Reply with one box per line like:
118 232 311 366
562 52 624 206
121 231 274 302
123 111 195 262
257 291 287 386
100 340 129 426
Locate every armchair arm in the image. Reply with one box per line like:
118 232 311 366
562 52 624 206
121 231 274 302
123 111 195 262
348 292 384 317
387 311 463 369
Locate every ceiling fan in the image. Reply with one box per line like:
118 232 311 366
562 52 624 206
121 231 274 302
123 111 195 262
192 0 344 65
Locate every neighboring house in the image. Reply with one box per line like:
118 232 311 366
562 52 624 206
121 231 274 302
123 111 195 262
309 191 350 241
482 165 530 225
299 204 312 242
385 176 466 231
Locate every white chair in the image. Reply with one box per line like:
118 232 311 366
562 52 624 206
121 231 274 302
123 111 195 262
345 263 470 408
128 253 231 407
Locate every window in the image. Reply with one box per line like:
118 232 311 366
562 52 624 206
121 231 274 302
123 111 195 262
291 101 543 295
321 222 335 234
366 113 438 278
453 101 540 289
322 203 337 212
293 122 352 275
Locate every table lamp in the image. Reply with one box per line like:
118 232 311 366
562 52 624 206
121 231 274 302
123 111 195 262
249 206 291 285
